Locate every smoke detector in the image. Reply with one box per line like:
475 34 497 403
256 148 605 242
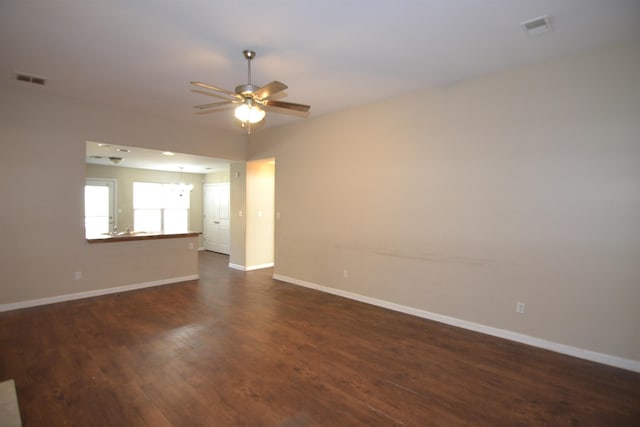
521 15 552 36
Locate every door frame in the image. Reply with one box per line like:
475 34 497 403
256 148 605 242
85 178 117 235
203 182 231 255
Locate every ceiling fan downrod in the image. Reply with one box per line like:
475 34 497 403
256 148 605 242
235 50 259 96
243 49 255 85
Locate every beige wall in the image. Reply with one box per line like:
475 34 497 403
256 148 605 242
229 162 247 268
0 84 245 305
205 169 230 184
86 164 205 235
248 42 640 362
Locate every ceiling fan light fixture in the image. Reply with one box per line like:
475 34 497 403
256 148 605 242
191 49 309 131
234 102 265 124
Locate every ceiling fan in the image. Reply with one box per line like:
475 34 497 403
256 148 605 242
191 50 310 129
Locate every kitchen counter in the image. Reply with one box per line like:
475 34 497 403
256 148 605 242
86 231 201 243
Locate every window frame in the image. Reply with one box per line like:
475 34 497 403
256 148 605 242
133 181 191 233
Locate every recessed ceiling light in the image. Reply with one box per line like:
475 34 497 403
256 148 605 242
97 143 111 148
163 151 175 156
117 148 130 153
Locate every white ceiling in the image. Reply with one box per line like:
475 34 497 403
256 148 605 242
2 1 639 168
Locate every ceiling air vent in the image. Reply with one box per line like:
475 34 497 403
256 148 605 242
14 72 47 86
521 15 551 36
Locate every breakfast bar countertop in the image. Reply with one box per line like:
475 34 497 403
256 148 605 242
86 231 201 243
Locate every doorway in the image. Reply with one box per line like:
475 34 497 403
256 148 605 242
245 159 275 269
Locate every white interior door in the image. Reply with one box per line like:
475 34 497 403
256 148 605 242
85 178 115 236
204 183 230 254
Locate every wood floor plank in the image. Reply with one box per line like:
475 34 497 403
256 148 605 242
1 251 639 426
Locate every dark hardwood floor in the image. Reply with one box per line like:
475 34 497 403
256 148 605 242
1 251 639 426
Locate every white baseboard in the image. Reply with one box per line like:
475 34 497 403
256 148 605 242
246 262 274 271
228 262 274 272
0 275 199 313
273 274 640 373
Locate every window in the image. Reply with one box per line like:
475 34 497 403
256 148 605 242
85 179 115 236
133 182 190 232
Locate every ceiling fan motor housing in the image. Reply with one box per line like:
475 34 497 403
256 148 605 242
235 84 260 97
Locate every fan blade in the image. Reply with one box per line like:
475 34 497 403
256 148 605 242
193 100 234 110
194 106 233 115
190 82 241 99
253 81 288 100
264 99 310 112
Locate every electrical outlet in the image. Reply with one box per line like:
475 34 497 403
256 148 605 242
343 270 349 279
516 302 525 314
75 271 82 280
188 242 195 250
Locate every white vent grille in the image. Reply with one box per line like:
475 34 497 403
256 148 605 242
521 15 551 36
14 72 47 86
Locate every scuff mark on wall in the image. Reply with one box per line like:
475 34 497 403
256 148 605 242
335 243 493 267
